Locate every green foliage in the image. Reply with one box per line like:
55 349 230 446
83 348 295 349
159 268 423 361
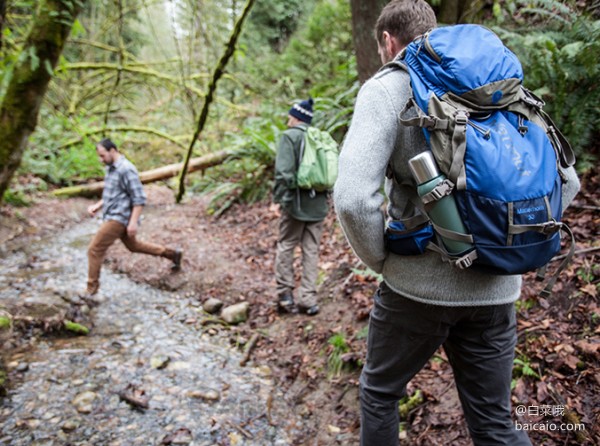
2 189 31 207
63 320 90 335
515 297 536 312
6 0 596 210
491 2 600 166
190 113 282 216
576 263 598 285
20 111 103 185
512 356 540 388
327 332 351 378
0 315 11 330
398 389 424 419
246 0 313 52
351 267 383 283
355 325 369 340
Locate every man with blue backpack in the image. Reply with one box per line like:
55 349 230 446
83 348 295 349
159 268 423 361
334 0 580 444
273 98 332 316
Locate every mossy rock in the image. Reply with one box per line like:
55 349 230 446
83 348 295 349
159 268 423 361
0 369 7 397
64 320 90 335
0 316 11 330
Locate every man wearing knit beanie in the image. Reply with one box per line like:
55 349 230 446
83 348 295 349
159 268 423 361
272 98 328 316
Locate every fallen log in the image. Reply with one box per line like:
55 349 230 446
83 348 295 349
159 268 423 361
52 150 231 198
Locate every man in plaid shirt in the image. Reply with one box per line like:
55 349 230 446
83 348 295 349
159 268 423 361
85 138 182 296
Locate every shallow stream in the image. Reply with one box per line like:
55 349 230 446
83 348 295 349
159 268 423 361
0 219 297 445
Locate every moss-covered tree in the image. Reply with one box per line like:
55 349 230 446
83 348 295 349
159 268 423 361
0 0 86 203
0 0 6 52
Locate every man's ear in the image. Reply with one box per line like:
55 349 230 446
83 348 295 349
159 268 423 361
383 31 402 59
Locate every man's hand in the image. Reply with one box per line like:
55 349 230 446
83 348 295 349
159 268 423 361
87 201 102 217
127 221 138 238
269 202 281 217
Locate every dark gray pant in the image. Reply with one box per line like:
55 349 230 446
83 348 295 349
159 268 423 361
360 282 531 446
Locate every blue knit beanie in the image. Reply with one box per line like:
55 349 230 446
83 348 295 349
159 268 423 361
289 98 314 124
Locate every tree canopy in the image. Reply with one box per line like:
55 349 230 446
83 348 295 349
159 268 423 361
0 0 598 207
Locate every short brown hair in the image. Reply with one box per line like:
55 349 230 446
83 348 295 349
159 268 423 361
375 0 437 47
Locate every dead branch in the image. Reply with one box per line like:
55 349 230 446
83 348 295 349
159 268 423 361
239 332 261 367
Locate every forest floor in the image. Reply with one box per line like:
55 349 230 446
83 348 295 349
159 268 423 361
0 171 598 445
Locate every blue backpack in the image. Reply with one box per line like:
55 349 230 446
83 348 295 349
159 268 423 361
394 25 576 295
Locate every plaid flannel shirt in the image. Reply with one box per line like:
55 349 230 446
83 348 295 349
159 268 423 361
102 156 146 226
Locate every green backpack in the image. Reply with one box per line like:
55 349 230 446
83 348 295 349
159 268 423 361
296 127 339 192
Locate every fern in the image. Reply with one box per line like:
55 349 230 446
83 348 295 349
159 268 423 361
492 2 600 166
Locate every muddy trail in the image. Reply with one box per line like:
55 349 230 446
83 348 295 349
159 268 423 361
1 181 599 446
0 216 299 445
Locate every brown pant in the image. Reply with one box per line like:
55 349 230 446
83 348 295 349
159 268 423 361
87 219 175 294
274 211 324 307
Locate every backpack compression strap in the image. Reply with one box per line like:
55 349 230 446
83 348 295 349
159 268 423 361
537 225 576 297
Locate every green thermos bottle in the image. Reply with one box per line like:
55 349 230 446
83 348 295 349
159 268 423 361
409 152 472 255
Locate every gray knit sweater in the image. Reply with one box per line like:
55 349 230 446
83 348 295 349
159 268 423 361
334 64 581 307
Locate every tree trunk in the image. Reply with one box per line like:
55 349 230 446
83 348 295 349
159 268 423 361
350 0 389 84
52 151 230 198
437 0 482 24
0 0 6 52
176 0 257 203
0 0 86 204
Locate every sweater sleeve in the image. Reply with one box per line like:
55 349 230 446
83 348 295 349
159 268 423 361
560 165 581 213
334 77 401 273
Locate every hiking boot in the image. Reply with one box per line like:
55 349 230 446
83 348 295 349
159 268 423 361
277 292 297 314
171 248 183 271
79 292 103 308
298 304 319 316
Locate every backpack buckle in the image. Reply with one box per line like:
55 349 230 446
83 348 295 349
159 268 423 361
455 254 473 269
431 179 454 200
540 220 562 235
454 110 469 126
418 116 437 129
454 250 477 269
422 179 455 204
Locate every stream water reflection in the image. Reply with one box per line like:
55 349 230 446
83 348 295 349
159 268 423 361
0 220 295 445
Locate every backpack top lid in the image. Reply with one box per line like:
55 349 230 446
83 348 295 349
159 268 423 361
402 25 524 111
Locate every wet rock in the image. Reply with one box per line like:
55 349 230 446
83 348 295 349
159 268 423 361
15 418 41 429
256 365 272 377
30 439 56 446
160 427 193 445
56 290 85 306
151 355 171 370
168 361 191 371
327 424 341 434
221 302 249 325
72 390 97 414
6 361 19 370
202 298 223 315
61 418 80 432
117 384 150 410
187 388 220 401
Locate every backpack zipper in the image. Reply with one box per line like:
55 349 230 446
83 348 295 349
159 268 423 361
467 120 491 139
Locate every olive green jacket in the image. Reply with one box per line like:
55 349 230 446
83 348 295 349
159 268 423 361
273 123 329 222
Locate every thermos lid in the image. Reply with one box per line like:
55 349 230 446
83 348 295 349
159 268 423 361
409 151 440 184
